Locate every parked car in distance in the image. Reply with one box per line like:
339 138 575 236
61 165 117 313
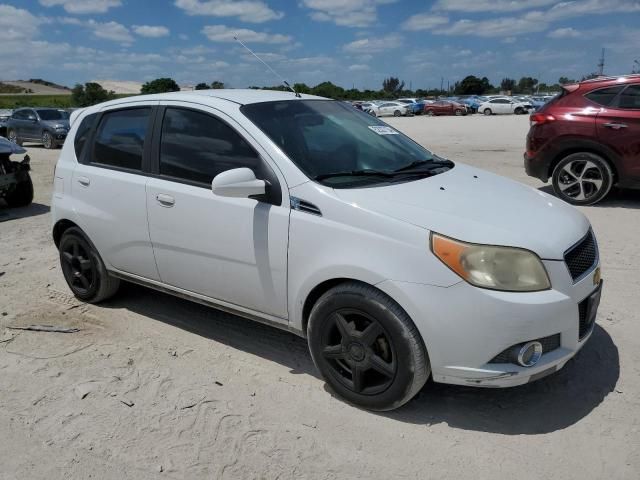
397 98 424 115
525 74 640 205
0 109 12 137
6 107 70 149
479 98 533 115
369 101 410 117
52 89 602 411
424 100 467 116
0 136 33 207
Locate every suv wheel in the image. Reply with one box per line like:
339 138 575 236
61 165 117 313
307 282 430 411
59 227 120 303
42 131 56 149
483 108 492 116
5 174 33 207
551 152 613 205
8 129 22 146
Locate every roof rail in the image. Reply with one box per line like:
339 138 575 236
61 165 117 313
576 74 640 84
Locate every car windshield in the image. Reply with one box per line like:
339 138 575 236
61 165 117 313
241 100 443 188
37 110 65 120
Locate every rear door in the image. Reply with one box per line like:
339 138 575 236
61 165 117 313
595 83 640 182
71 104 160 280
24 109 40 139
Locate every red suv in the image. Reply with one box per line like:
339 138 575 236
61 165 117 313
525 75 640 205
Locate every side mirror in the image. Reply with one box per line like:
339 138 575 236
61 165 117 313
211 168 266 199
27 115 37 122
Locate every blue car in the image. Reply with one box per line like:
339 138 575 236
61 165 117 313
397 98 425 115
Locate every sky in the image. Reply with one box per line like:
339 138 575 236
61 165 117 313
1 0 639 91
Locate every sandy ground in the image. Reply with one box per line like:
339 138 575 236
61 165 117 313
1 115 639 479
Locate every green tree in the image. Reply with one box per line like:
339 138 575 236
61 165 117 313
71 82 115 107
454 75 492 95
500 77 516 92
558 76 576 84
141 78 180 94
194 82 209 90
211 81 225 89
382 77 405 95
311 81 345 99
293 83 311 94
516 76 538 94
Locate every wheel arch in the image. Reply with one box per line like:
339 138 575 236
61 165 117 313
548 141 620 184
53 218 80 248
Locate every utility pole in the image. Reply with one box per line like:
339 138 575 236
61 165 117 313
597 48 605 76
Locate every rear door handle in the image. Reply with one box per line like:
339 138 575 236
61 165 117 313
77 176 90 187
156 193 175 207
603 122 628 130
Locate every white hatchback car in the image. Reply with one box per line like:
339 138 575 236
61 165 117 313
52 90 602 411
479 97 534 115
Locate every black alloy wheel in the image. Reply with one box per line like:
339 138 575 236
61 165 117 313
58 227 120 303
308 282 429 411
320 308 397 396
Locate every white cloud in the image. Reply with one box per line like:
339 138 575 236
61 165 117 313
432 0 556 12
435 15 545 37
348 64 370 71
88 20 134 44
546 0 640 20
202 25 291 44
174 0 284 23
39 0 121 14
302 0 398 28
402 14 448 31
133 25 170 38
343 34 403 53
0 4 42 42
548 27 581 38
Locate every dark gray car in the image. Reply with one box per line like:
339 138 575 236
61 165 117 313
6 108 70 149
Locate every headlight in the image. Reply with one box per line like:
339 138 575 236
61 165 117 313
430 233 551 292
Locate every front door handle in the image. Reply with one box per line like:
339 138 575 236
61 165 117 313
156 193 175 207
603 122 628 130
77 176 90 187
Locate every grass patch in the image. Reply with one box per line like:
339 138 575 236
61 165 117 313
0 94 136 109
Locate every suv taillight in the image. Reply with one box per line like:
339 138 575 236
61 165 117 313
530 113 556 126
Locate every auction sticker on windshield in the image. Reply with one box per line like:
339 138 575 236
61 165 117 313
368 126 399 135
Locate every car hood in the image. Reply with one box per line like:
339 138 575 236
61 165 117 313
333 163 589 259
42 119 70 129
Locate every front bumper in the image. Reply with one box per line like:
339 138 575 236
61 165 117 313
377 258 601 388
53 130 68 141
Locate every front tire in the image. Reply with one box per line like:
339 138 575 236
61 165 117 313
426 110 435 116
8 129 22 146
59 227 120 303
483 108 492 116
5 174 33 207
307 282 430 411
551 152 613 205
514 107 524 115
393 110 401 117
455 109 463 116
42 131 56 149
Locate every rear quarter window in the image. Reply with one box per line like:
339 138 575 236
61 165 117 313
584 86 624 106
74 113 97 160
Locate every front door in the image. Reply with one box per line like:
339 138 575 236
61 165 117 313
146 104 289 320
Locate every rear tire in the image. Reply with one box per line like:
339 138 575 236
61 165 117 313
59 227 120 303
393 110 401 117
307 282 430 411
455 109 463 116
426 110 435 116
551 152 613 206
5 174 33 207
483 108 492 116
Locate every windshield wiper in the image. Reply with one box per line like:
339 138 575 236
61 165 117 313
315 169 395 181
393 158 454 173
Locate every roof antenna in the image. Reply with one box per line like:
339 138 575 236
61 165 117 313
234 35 301 98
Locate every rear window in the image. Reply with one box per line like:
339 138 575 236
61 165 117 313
92 108 151 171
585 86 624 106
37 110 65 121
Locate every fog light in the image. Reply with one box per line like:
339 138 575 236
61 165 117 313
516 341 542 367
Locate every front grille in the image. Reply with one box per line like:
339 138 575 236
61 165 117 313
489 333 561 364
564 230 597 282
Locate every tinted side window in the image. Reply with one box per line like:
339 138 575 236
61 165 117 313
12 110 25 120
159 108 260 185
74 113 97 159
618 85 640 109
92 108 150 171
585 86 624 106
